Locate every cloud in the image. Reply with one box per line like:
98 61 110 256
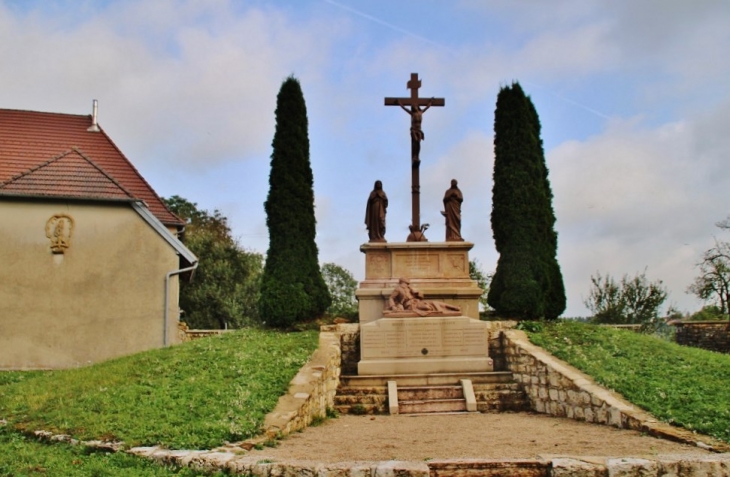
0 0 340 170
549 109 729 315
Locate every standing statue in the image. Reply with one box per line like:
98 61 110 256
397 98 433 165
442 179 464 241
365 180 388 242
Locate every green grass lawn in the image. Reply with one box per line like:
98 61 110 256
0 426 220 476
527 320 730 443
0 328 318 450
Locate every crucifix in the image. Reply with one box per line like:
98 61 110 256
385 73 445 242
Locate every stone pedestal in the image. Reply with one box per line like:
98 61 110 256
356 242 482 324
356 242 490 376
358 316 493 375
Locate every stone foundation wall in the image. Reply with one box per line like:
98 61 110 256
673 321 730 353
255 330 341 439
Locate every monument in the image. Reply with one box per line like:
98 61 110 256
356 73 492 376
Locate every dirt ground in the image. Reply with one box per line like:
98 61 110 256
247 412 713 463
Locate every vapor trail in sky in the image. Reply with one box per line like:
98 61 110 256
323 0 445 48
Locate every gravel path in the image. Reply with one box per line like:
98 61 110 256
246 412 713 463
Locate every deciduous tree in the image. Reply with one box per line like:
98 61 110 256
321 263 358 320
163 195 263 329
469 259 492 312
688 237 730 315
584 270 668 324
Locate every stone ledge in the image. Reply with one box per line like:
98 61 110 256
127 450 730 476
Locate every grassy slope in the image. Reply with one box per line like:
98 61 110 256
528 321 730 443
0 328 318 449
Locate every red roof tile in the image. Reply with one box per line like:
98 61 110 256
0 108 184 227
0 148 135 200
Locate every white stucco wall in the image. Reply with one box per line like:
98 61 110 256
0 199 183 369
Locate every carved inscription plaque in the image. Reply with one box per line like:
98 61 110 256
366 252 391 279
393 252 439 278
360 316 488 359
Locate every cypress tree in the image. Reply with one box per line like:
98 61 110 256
259 76 331 328
487 82 565 320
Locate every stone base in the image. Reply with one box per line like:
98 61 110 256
358 356 493 375
358 316 493 375
357 242 482 324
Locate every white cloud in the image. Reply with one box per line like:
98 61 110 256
0 0 340 170
549 108 729 315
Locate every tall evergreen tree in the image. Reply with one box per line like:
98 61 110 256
487 82 565 320
259 76 331 328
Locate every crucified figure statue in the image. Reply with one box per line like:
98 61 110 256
397 97 434 165
384 73 445 242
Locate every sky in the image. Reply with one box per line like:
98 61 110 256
2 0 729 317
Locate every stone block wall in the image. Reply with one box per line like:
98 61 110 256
502 329 646 429
328 324 359 375
500 329 729 451
256 330 341 439
484 320 517 370
673 321 730 353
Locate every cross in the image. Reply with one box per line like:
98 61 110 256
385 73 445 242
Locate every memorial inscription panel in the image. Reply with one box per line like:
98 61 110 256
393 252 439 278
360 316 488 359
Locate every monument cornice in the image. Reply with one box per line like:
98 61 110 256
360 241 474 253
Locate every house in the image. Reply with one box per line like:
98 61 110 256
0 104 197 369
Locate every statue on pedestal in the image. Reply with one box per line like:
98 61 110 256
442 179 464 242
365 180 388 242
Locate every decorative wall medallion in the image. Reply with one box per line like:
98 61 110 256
448 254 466 273
45 214 74 254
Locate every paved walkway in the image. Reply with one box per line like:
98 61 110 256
244 412 714 463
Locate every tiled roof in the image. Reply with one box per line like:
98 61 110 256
0 148 135 200
0 108 184 227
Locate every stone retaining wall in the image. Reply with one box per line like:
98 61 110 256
177 322 232 342
501 329 729 452
673 320 730 353
248 329 341 440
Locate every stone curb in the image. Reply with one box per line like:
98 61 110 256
127 448 730 476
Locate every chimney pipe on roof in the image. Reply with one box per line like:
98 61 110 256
87 99 100 132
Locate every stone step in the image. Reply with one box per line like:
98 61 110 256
335 373 530 415
334 394 387 405
428 459 548 477
333 403 383 415
399 398 467 414
397 385 463 401
339 371 514 387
